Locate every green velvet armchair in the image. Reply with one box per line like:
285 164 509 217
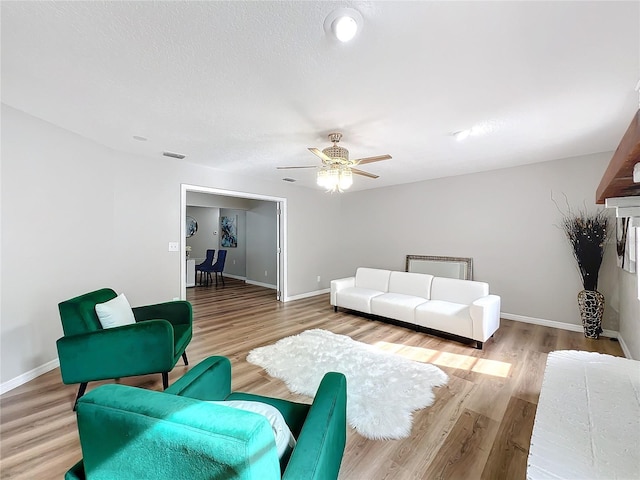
56 288 192 410
65 356 347 480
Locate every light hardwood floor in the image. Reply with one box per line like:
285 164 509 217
0 279 624 479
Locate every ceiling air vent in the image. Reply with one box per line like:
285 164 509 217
163 151 186 159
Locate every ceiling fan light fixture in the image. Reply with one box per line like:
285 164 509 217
317 166 353 192
338 167 353 190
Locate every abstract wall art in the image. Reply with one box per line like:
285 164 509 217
221 215 238 248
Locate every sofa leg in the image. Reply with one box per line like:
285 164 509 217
73 382 88 411
182 351 189 366
476 341 483 350
162 372 169 390
334 306 337 312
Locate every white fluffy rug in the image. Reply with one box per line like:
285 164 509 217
247 329 448 440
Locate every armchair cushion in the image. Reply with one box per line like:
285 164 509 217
95 293 136 329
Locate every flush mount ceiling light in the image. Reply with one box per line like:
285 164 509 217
324 8 363 43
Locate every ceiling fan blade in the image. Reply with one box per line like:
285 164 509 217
277 166 317 169
351 168 379 179
353 154 392 165
308 147 332 163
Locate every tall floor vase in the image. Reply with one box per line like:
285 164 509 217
577 290 604 339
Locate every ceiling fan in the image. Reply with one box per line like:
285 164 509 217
278 133 391 192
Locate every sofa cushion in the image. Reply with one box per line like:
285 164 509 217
388 271 433 298
371 293 428 323
430 277 489 305
336 287 384 314
355 268 391 292
414 300 473 338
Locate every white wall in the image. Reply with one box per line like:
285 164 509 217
1 104 341 385
246 201 278 286
336 152 619 331
619 267 640 359
219 208 246 278
186 205 219 262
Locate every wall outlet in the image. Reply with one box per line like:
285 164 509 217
265 270 268 277
317 275 321 282
168 242 179 252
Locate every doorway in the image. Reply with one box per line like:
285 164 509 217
180 184 286 301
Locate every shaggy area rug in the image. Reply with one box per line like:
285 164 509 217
247 329 448 440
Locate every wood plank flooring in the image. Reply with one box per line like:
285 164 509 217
0 278 624 479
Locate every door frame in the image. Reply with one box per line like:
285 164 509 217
180 184 287 301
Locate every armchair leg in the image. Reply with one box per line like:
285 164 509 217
73 382 88 411
162 372 169 390
476 341 483 350
181 351 189 366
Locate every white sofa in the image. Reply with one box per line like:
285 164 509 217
330 267 501 349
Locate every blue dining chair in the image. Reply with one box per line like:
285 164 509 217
195 249 215 286
210 250 227 286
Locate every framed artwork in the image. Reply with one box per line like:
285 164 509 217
186 216 198 238
406 255 473 280
616 218 636 273
221 215 238 248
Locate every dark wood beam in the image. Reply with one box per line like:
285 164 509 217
596 109 640 204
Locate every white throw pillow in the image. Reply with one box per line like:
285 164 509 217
208 400 296 458
95 293 136 329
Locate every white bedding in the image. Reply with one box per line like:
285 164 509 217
527 350 640 480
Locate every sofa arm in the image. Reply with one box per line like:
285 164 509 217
165 356 232 401
283 372 347 480
469 295 501 342
133 300 192 326
330 277 355 306
56 320 175 384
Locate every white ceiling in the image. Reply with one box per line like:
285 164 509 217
2 1 639 191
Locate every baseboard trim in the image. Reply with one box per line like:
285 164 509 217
245 279 277 290
223 273 246 281
1 358 60 395
284 288 330 302
617 334 632 359
502 312 619 342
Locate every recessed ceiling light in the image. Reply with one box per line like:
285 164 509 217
334 16 358 42
324 8 363 43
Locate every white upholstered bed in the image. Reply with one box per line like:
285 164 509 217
527 350 640 480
